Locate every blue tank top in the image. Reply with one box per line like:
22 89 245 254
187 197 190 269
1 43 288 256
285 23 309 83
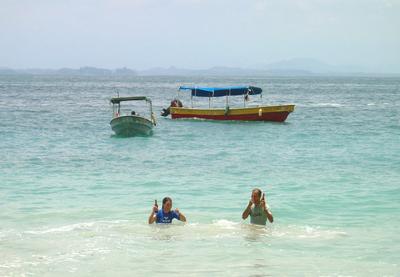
156 210 180 224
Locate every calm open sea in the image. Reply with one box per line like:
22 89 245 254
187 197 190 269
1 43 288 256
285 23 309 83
0 75 399 276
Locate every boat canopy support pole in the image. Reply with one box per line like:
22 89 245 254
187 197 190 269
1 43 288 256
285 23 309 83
148 99 153 119
191 88 195 108
226 89 230 108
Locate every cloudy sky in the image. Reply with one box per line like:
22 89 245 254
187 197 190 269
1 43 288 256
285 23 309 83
1 0 399 72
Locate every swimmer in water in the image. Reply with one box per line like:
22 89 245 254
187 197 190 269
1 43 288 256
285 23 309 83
148 197 187 224
242 188 273 225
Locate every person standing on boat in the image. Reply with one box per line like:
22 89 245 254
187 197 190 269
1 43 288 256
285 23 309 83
148 197 187 224
242 188 273 225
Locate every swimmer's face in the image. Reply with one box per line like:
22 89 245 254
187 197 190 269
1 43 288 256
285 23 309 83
163 200 172 212
251 191 261 204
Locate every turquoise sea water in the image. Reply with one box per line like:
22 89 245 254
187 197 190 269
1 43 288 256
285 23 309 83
0 75 399 276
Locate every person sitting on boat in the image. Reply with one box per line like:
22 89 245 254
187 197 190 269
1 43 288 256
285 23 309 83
148 197 187 224
242 188 273 225
172 99 183 108
161 99 183 117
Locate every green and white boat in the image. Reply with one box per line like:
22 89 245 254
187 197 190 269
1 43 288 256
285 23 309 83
110 96 156 137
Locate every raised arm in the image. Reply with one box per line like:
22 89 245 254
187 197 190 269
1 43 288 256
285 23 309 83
175 208 186 222
179 212 187 222
261 195 273 223
148 205 158 224
264 207 273 223
242 200 253 220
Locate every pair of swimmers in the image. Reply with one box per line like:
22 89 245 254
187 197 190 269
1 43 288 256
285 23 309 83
148 188 273 226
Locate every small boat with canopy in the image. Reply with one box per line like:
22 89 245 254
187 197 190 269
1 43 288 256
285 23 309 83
110 96 156 137
161 86 294 122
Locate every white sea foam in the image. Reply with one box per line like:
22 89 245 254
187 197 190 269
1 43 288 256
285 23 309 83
273 225 347 239
24 222 96 234
24 220 130 235
212 219 239 229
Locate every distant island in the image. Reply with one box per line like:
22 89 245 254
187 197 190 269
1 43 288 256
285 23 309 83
0 66 138 76
1 59 399 76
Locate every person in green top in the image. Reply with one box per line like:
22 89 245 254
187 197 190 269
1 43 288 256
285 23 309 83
242 188 274 225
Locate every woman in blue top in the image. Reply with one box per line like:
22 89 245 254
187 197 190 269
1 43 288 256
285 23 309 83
148 197 187 224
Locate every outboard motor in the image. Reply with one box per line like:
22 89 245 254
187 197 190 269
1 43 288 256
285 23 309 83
161 99 183 117
161 106 170 117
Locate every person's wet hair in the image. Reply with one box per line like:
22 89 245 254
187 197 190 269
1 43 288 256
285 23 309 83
162 197 172 208
252 188 262 198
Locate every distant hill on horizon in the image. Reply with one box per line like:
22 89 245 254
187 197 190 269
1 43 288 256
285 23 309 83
251 58 365 74
1 59 399 76
0 66 137 76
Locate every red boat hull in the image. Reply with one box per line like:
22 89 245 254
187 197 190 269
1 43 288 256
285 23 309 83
170 105 295 122
172 111 291 122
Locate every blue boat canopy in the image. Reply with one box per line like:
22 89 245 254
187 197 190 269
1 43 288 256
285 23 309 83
179 86 262 97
